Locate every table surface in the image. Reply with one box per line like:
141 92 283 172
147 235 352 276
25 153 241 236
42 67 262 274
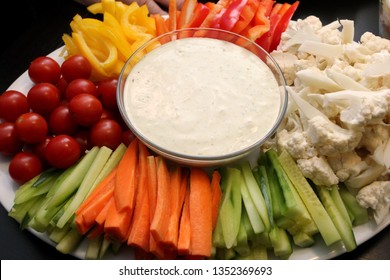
0 0 389 260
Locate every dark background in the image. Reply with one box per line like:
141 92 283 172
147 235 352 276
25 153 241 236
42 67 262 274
0 0 388 260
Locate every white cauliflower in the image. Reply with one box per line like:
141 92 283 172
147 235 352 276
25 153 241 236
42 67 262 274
327 151 369 182
356 181 390 224
276 129 317 160
359 124 390 154
360 32 390 53
305 115 362 156
297 156 339 186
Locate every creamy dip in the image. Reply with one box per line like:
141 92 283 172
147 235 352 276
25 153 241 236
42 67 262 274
123 37 281 157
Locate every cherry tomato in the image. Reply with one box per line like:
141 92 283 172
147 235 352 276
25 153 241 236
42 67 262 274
49 104 79 135
97 78 118 111
15 112 48 143
27 83 61 115
45 135 81 169
122 129 136 146
100 108 116 120
30 135 52 167
0 90 30 122
90 119 122 150
65 78 97 101
9 151 43 184
61 55 92 82
69 93 103 126
28 56 61 84
0 122 24 156
56 76 68 99
73 130 91 154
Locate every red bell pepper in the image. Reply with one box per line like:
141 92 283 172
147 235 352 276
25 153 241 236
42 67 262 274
185 3 210 28
178 0 198 29
219 0 248 31
230 0 260 34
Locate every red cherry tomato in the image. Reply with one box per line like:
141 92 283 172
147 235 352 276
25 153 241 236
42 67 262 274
28 56 61 84
69 93 103 126
97 78 118 111
27 83 61 115
15 112 48 143
122 129 136 146
45 135 81 169
0 90 30 122
49 104 79 135
30 135 53 167
61 55 92 82
0 122 24 156
9 151 43 184
90 119 122 150
65 78 97 101
56 76 68 99
73 130 91 154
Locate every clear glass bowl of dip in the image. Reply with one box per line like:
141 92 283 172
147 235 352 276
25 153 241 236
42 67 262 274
117 28 288 167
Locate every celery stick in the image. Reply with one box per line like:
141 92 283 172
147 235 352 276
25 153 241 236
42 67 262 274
87 143 126 197
56 227 83 254
46 146 100 211
339 185 368 226
235 217 251 257
242 208 255 240
240 172 265 234
56 146 112 228
9 195 43 225
49 223 71 243
278 149 341 246
240 161 271 231
212 216 224 248
85 236 104 260
219 167 242 249
316 186 357 252
98 238 112 259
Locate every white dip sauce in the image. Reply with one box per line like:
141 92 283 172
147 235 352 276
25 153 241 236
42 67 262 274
124 37 281 157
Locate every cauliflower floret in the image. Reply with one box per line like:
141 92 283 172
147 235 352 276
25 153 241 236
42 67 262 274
276 129 317 160
297 156 339 186
356 181 390 224
359 125 390 154
305 115 362 156
271 51 298 85
360 32 390 53
327 151 369 182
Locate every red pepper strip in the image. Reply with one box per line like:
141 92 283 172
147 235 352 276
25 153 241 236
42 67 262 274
269 1 299 51
178 0 198 29
230 0 260 34
185 3 210 28
199 3 224 28
255 12 281 52
253 0 274 25
219 0 248 31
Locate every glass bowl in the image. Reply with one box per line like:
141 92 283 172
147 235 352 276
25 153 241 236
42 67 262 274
117 28 288 167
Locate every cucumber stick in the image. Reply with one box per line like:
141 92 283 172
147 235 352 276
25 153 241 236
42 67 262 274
46 146 100 211
316 186 357 252
277 149 341 246
338 185 369 226
56 146 113 228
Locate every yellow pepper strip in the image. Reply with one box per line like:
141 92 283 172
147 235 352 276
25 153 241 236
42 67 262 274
133 5 156 35
101 0 116 15
62 33 79 56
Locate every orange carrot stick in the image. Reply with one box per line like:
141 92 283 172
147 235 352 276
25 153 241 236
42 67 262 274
76 167 117 216
210 170 222 230
177 187 191 255
114 138 139 213
104 198 132 242
127 141 150 252
95 196 114 227
168 0 177 31
189 167 213 257
164 166 184 249
150 156 171 244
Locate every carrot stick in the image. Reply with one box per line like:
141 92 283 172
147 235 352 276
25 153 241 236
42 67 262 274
87 224 104 239
189 167 213 257
177 187 191 255
104 198 132 242
168 0 177 31
127 141 150 252
76 167 117 216
95 196 114 227
150 156 171 244
153 14 169 37
114 138 139 213
210 170 222 230
164 166 184 249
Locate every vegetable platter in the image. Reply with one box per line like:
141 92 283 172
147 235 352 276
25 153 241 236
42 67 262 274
0 0 389 260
